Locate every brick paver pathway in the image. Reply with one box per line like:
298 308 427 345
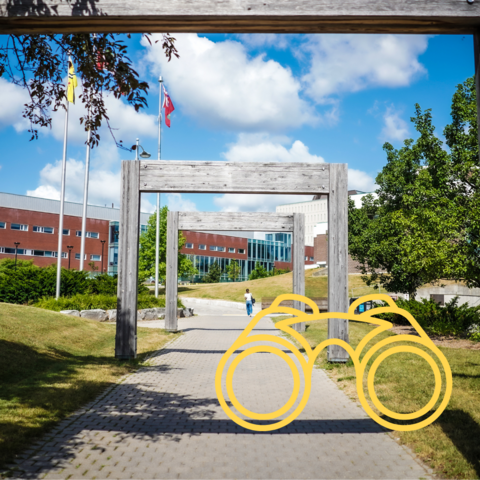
12 314 433 479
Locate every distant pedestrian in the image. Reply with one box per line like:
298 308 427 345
245 288 253 317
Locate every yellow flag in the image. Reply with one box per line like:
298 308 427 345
67 58 78 104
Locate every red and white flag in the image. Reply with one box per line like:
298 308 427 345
162 85 175 127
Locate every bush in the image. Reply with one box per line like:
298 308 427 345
378 296 480 338
0 265 89 304
35 294 183 312
0 259 148 304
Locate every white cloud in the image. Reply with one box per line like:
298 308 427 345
0 77 157 149
142 34 315 132
213 193 313 213
380 105 409 142
26 159 121 207
166 193 198 212
49 92 157 146
238 34 290 50
348 168 376 192
213 135 375 211
0 78 30 132
223 133 325 163
302 35 428 102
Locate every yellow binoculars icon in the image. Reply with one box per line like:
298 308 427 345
215 293 452 432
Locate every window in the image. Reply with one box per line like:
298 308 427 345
228 248 235 253
199 244 206 250
0 222 5 229
1 247 25 255
217 246 225 252
33 226 54 234
76 231 99 239
305 256 308 261
63 229 70 236
209 245 216 251
238 249 245 254
11 223 28 231
75 253 87 260
185 243 194 249
310 257 314 261
90 254 101 261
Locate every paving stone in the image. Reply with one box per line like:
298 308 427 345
10 314 433 479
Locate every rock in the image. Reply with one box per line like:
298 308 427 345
159 314 165 320
106 309 117 321
138 308 159 321
60 310 80 317
182 307 194 317
80 309 108 322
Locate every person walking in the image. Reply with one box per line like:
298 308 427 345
244 288 253 317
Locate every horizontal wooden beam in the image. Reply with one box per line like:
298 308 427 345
2 0 480 34
139 160 330 195
178 212 294 232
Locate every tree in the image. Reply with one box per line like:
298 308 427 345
88 261 99 272
248 262 270 280
204 261 223 283
138 206 197 283
0 34 178 146
349 76 480 297
226 260 241 282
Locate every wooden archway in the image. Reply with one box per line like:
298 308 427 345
115 160 349 362
165 211 305 332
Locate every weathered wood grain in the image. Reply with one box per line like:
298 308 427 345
139 161 330 195
1 0 480 34
115 160 140 360
327 163 349 362
166 211 179 332
178 212 295 232
292 213 306 333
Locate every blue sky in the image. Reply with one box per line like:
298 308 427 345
0 33 475 214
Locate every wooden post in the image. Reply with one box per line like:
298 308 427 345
292 212 306 333
166 210 179 331
474 32 480 161
327 163 349 362
115 160 140 360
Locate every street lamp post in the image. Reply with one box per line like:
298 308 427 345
67 245 73 269
14 242 20 271
132 139 151 160
100 240 106 273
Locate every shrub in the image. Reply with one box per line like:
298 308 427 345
0 259 147 304
35 294 183 312
377 297 480 337
0 265 89 304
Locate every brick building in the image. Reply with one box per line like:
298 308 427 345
0 192 314 281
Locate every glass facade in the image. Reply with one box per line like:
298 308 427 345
107 221 147 275
181 234 292 283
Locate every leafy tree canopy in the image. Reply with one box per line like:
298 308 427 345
138 206 197 282
248 262 270 280
0 33 178 146
226 260 241 282
349 76 480 297
203 261 223 283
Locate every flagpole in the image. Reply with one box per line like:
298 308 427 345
79 109 92 272
155 76 163 298
55 57 71 299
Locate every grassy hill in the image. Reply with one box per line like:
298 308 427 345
0 303 177 469
177 270 380 303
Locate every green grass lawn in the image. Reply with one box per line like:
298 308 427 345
176 270 379 303
0 302 179 470
272 315 480 479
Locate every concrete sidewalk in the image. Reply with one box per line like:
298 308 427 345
10 314 433 479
